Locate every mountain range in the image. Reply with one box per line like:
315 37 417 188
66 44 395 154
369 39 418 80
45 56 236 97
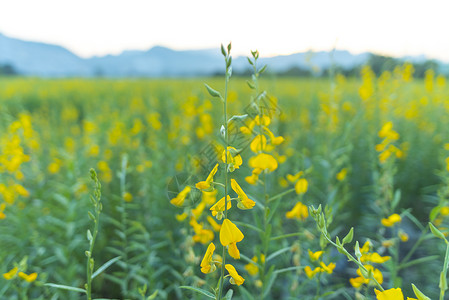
0 32 443 77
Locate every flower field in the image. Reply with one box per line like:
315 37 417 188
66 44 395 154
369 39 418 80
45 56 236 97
1 49 449 299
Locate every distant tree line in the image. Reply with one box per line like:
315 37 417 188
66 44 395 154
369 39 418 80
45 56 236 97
219 54 444 79
0 64 18 76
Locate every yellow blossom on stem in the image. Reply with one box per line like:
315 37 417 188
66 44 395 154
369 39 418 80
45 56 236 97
319 262 336 274
207 216 221 232
374 288 415 300
308 250 324 261
195 163 219 191
248 153 278 172
0 203 6 219
225 264 245 286
18 272 37 283
200 242 217 274
287 171 304 183
245 168 262 185
263 127 285 145
231 179 255 209
202 189 218 206
170 186 191 207
3 267 18 280
220 219 244 259
250 135 267 153
305 266 320 278
222 147 242 172
295 178 308 195
210 195 231 220
286 201 309 220
336 168 348 181
381 213 401 227
244 256 260 276
349 265 383 288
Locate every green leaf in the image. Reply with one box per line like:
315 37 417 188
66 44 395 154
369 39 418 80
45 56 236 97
204 83 222 99
354 241 362 260
224 289 233 300
430 205 441 222
246 80 255 90
147 290 159 300
391 189 401 210
45 283 86 294
259 65 267 74
411 283 431 300
247 57 254 66
179 286 215 299
429 222 447 241
342 227 354 245
91 256 121 279
221 44 226 56
266 246 291 262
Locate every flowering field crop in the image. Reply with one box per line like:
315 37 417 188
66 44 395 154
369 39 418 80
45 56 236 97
1 49 449 299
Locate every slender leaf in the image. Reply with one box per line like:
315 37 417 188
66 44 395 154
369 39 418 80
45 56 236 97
45 283 86 294
91 256 121 279
179 286 215 299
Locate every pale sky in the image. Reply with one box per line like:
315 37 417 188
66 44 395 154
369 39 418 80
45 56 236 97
1 0 449 61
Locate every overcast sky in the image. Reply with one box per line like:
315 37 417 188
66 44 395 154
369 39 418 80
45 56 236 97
1 0 448 61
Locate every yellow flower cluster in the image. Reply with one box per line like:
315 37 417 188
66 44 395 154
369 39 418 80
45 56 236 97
0 114 36 219
375 122 403 164
3 266 37 283
350 241 390 288
241 114 284 185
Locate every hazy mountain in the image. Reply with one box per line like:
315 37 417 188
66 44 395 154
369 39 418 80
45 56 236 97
0 33 91 76
0 32 443 77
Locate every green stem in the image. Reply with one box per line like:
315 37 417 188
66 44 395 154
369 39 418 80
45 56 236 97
267 188 296 203
218 48 231 300
439 240 449 300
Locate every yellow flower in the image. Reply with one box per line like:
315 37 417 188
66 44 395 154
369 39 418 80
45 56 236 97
398 230 409 242
286 201 309 220
222 147 242 172
18 272 37 283
0 203 6 219
210 195 231 220
361 252 391 264
304 266 320 278
225 264 245 286
220 219 244 259
170 186 191 207
308 250 324 261
319 262 336 274
202 189 218 206
381 213 401 227
190 218 214 244
244 256 260 276
207 216 221 232
245 168 262 185
196 163 219 191
175 212 188 222
350 265 383 288
123 192 133 202
374 288 408 300
263 127 284 145
248 153 278 172
3 267 18 280
231 179 255 210
295 178 308 195
200 243 217 274
336 168 348 181
441 206 449 216
287 171 304 183
250 135 267 153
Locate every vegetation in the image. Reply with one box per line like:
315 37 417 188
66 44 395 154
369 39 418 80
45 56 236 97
1 46 449 299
